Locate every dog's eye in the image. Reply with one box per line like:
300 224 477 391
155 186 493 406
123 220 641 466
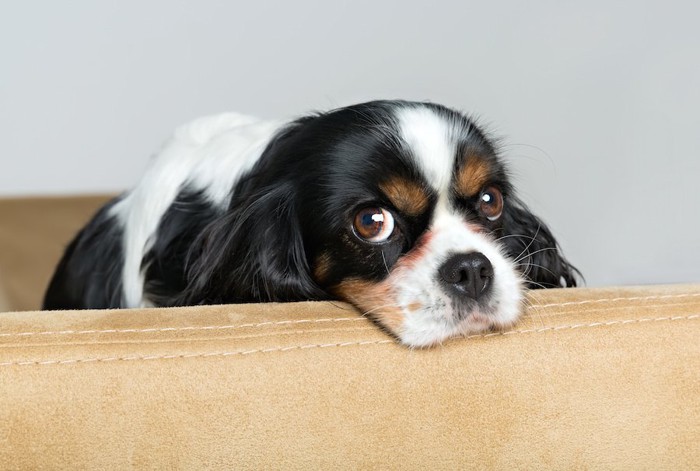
353 207 395 243
479 186 503 221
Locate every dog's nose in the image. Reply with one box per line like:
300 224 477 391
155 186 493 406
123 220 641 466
438 252 494 300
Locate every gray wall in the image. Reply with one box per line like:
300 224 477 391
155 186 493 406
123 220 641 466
2 1 698 287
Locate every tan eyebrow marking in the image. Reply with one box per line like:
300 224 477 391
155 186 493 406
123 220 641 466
455 153 493 197
379 177 430 216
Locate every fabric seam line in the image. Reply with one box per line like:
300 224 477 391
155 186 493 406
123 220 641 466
2 292 699 339
1 314 697 367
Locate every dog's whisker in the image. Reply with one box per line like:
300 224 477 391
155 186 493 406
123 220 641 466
360 303 405 318
514 246 559 264
519 289 547 328
517 261 561 280
521 260 534 279
381 250 390 276
499 142 557 170
524 279 551 290
494 233 539 243
513 223 541 263
327 300 353 311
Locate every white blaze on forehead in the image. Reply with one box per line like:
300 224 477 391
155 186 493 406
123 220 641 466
395 106 458 198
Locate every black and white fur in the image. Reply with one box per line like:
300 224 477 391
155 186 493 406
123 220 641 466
44 100 578 347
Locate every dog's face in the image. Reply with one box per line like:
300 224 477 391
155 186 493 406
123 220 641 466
185 101 577 347
302 106 524 347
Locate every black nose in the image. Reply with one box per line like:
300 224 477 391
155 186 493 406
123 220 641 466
438 252 494 300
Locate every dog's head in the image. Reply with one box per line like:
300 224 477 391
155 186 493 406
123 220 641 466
182 101 578 347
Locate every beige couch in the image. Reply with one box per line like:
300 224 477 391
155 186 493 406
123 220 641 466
0 196 698 469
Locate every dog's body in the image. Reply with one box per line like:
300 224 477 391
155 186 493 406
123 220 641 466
44 100 578 347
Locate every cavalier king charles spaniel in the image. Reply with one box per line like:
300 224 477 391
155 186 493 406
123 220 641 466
44 100 578 347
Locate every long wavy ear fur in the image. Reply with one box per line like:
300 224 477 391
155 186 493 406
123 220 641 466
175 183 326 305
501 198 581 289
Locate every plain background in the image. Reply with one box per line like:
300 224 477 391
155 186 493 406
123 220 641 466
1 1 698 287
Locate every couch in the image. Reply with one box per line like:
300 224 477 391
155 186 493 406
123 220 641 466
0 196 698 469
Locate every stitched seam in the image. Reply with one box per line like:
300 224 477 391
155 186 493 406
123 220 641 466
0 317 368 339
470 314 700 338
527 292 700 309
1 314 697 367
0 326 378 348
522 301 700 319
0 339 396 366
3 292 699 339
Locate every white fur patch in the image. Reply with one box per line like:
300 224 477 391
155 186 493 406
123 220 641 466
110 113 281 307
394 210 523 348
395 106 460 202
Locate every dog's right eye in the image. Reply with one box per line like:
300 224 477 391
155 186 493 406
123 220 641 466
353 207 395 243
479 186 504 221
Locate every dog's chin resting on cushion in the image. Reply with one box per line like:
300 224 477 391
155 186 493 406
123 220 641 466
44 100 578 348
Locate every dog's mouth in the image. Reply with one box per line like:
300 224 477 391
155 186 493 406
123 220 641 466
333 278 523 348
396 299 518 348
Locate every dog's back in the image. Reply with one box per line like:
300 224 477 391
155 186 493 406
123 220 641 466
43 113 280 310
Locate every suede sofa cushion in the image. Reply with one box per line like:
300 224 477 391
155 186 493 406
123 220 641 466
0 196 698 468
0 284 698 468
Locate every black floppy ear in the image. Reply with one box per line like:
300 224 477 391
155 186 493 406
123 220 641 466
501 198 580 289
176 183 325 305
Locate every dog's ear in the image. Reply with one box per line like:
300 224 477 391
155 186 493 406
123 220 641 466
501 198 580 289
176 183 325 305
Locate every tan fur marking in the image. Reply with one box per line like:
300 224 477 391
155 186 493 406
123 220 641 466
407 301 423 312
332 279 404 334
313 252 332 283
456 154 492 197
379 177 429 216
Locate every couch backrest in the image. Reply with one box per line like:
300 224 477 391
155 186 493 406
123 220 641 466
0 195 111 311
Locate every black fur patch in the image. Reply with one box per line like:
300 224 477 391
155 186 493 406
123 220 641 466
43 198 125 309
142 189 221 306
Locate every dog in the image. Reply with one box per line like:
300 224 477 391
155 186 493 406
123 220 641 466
44 100 578 347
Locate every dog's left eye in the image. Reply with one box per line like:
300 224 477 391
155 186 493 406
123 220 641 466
479 186 504 221
353 207 395 243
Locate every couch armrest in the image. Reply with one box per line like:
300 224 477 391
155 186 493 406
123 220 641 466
1 284 698 469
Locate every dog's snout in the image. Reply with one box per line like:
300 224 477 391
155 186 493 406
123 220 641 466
439 252 494 300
